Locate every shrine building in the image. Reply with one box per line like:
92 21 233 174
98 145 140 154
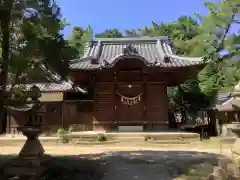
68 36 205 132
7 36 205 133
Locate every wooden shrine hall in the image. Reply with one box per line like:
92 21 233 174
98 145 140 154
6 36 205 133
69 36 205 132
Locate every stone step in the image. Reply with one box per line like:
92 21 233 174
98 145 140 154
117 136 144 141
69 132 200 144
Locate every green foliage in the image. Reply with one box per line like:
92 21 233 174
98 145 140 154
195 0 240 97
96 133 107 142
0 0 79 84
56 128 69 143
68 25 93 57
0 0 81 115
95 28 123 38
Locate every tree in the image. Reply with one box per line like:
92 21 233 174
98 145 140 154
0 0 14 133
124 29 140 37
196 0 240 97
95 28 123 38
0 0 78 133
68 25 93 57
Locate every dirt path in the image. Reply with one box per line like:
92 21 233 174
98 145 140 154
0 144 232 156
0 145 233 180
97 151 223 180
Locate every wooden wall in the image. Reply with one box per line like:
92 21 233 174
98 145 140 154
7 58 203 133
93 83 115 131
89 58 173 131
7 101 94 134
145 83 168 127
62 101 93 131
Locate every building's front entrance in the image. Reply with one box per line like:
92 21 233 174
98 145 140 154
116 83 144 131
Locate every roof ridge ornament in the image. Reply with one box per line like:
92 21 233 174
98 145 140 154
123 44 139 56
103 60 109 66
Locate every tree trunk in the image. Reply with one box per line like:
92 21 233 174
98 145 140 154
0 0 13 133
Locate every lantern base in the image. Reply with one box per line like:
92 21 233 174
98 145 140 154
4 155 50 178
4 125 50 179
232 128 240 159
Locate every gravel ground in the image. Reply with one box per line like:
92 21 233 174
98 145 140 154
0 145 233 180
95 151 221 180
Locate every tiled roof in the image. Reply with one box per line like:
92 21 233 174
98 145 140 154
39 64 87 93
210 81 240 111
7 82 86 93
4 63 87 93
7 104 34 112
70 36 204 70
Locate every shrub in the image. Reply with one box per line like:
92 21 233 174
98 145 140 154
56 128 69 143
96 133 107 142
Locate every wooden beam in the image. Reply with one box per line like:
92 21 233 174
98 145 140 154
61 102 64 128
142 71 147 128
95 81 165 84
113 71 117 123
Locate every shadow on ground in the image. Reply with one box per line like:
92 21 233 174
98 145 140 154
0 150 225 180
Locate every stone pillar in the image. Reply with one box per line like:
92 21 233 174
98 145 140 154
220 112 228 137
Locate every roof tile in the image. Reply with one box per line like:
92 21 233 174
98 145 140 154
7 82 86 93
70 36 204 70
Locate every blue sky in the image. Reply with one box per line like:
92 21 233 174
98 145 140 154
58 0 237 37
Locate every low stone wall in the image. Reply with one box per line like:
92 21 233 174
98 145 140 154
71 132 200 144
226 123 240 136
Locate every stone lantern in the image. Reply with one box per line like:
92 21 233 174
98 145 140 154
230 82 240 160
4 85 50 178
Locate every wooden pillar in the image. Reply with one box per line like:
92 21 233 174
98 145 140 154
113 71 117 130
235 112 239 122
61 101 64 128
92 74 96 130
143 71 147 131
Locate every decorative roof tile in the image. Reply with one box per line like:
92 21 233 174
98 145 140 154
70 36 204 70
